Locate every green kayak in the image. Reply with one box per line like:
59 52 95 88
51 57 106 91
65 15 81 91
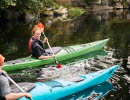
3 39 109 71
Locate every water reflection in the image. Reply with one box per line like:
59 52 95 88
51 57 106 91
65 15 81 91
61 50 107 65
0 10 130 100
59 81 115 100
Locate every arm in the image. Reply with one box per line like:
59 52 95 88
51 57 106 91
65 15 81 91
0 70 7 74
5 93 31 100
0 75 31 100
42 37 48 44
34 47 55 59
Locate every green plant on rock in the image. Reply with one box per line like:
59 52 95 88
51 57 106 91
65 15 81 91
69 7 84 18
121 1 129 5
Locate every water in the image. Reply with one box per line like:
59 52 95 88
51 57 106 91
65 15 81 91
0 10 130 100
59 81 116 100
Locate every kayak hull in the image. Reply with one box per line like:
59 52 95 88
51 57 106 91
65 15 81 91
4 39 109 71
18 65 118 100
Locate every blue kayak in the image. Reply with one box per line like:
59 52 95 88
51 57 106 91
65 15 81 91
18 65 118 100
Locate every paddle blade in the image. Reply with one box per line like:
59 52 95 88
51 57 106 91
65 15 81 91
57 64 62 68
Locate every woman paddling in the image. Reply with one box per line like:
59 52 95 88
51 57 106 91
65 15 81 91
0 54 32 100
28 25 55 59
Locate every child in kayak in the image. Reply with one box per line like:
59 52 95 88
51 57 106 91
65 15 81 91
28 24 55 59
0 54 32 100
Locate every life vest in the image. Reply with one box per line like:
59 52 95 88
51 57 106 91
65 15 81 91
28 37 45 53
28 37 34 52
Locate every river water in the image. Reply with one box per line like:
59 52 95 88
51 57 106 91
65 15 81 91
0 10 130 100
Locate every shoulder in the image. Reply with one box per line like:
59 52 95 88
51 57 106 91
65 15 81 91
32 41 39 48
0 75 8 84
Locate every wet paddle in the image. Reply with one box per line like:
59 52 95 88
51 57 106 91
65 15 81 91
5 74 33 100
43 32 62 68
37 22 62 68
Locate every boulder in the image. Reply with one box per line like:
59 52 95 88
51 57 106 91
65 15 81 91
122 2 129 9
115 3 123 9
25 13 36 23
41 11 54 16
54 6 68 15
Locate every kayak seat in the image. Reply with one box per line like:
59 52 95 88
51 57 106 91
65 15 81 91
7 47 61 64
10 82 36 93
42 80 64 88
7 59 25 65
45 47 61 54
42 80 64 92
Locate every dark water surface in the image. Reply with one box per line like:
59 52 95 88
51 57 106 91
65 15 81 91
0 10 130 100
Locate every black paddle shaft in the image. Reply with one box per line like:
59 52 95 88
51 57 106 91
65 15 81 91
4 74 33 100
42 32 59 63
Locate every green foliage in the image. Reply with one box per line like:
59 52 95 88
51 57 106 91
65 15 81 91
121 0 129 5
43 0 55 8
68 7 84 18
0 0 16 9
0 0 55 13
15 0 43 13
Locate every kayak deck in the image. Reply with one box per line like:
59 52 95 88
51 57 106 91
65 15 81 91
3 39 109 71
18 65 118 100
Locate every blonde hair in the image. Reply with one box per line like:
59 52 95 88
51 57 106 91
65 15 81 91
31 25 41 36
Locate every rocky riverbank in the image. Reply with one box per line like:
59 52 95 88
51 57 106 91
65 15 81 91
1 0 130 25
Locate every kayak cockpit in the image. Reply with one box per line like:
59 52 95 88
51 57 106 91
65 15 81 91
11 82 35 93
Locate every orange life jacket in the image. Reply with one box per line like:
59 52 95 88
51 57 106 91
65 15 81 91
28 37 35 52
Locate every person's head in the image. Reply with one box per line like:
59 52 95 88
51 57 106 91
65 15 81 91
0 54 5 69
31 27 42 39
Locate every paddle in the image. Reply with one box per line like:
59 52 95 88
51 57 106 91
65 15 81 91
43 32 62 68
37 22 62 68
4 74 33 100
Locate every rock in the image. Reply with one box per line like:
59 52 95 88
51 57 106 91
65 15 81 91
45 20 52 27
94 0 102 5
25 13 36 23
52 14 68 22
54 6 68 15
123 3 129 9
41 11 54 16
115 3 123 9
